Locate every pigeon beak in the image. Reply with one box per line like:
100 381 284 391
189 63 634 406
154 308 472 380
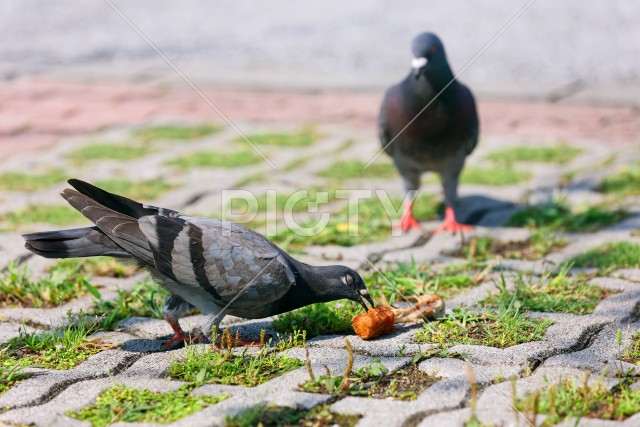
358 289 375 310
412 57 428 78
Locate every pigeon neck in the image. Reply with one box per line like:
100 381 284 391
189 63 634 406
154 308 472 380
412 64 456 97
277 257 343 311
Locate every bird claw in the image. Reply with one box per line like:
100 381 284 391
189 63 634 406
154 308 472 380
395 213 420 232
433 219 472 235
163 331 207 347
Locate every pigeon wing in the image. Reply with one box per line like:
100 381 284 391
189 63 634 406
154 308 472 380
138 215 295 310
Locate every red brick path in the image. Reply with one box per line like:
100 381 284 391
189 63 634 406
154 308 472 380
1 78 639 158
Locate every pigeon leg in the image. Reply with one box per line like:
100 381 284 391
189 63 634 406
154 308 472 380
433 206 472 235
397 201 420 231
162 294 201 347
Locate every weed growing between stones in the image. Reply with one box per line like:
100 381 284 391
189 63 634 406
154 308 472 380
572 241 640 270
459 165 532 186
93 178 176 201
365 261 482 305
68 385 227 427
598 162 640 196
0 364 30 395
0 317 118 370
228 187 338 215
134 124 222 141
487 145 582 164
1 204 85 227
481 265 612 315
621 330 640 365
51 257 141 278
169 329 304 387
225 404 360 427
318 159 397 179
0 262 97 308
507 201 628 233
272 301 363 338
238 127 318 147
300 339 438 400
0 169 67 192
515 375 640 425
415 302 553 348
90 277 169 330
167 149 262 170
272 194 438 249
67 143 152 163
449 232 565 262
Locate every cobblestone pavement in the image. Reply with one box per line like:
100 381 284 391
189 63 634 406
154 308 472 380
2 83 640 426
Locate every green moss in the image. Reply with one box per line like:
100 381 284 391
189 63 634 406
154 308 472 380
169 344 302 387
272 301 363 338
516 376 640 425
365 261 478 306
0 263 94 308
0 319 117 370
415 304 552 348
1 204 85 227
69 385 227 427
167 149 262 170
241 127 317 147
91 278 169 330
272 194 438 250
0 169 67 192
460 166 532 186
68 143 151 163
134 124 221 141
317 160 397 180
487 145 582 164
93 178 175 200
598 163 640 196
226 404 360 427
571 241 640 269
481 266 611 315
507 202 628 233
51 257 141 279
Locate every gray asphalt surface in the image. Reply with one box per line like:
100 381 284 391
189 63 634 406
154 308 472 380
1 0 639 102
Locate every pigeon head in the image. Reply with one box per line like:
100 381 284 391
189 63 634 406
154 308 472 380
305 264 374 311
410 32 453 88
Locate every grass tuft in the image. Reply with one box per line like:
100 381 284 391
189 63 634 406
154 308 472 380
0 169 67 192
598 163 640 196
169 341 302 387
93 178 175 201
460 165 532 186
1 204 85 227
508 202 628 233
451 232 565 261
226 404 360 427
516 376 640 424
481 266 612 315
0 318 118 370
621 331 640 365
272 301 363 338
68 385 227 427
0 262 95 308
68 143 151 163
0 364 29 395
240 127 317 147
571 241 640 270
51 257 141 279
415 303 552 348
134 124 221 141
168 149 262 170
487 145 582 164
318 160 397 180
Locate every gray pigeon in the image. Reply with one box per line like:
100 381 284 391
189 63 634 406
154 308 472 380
379 32 479 233
23 179 374 346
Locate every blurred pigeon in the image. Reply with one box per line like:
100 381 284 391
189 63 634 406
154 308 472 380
23 179 374 346
379 32 479 233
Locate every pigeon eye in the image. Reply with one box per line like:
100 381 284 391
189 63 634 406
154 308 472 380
342 275 354 286
429 44 438 54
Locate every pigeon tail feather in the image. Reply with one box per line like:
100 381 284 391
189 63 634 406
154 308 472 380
22 226 129 259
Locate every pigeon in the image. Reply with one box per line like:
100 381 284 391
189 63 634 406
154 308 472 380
23 179 374 346
379 32 479 233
